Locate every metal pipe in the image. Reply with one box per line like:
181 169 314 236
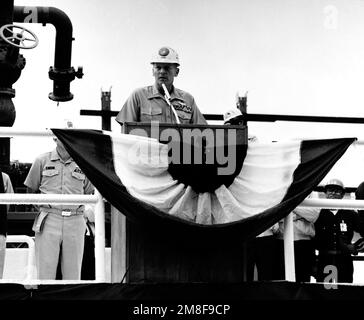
246 113 364 124
0 193 98 205
283 213 295 281
202 113 364 123
0 128 53 137
94 189 106 282
6 235 35 280
0 0 14 26
13 6 72 69
13 6 82 101
299 198 364 210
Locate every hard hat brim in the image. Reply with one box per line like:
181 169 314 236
324 184 344 191
151 61 180 66
224 114 244 123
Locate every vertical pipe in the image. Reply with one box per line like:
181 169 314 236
0 0 14 26
111 207 126 283
101 91 111 131
283 212 296 281
26 237 35 280
94 189 105 282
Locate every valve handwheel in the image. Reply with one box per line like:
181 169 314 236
0 24 39 49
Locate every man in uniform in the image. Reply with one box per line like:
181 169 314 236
24 124 94 280
314 179 364 283
115 46 207 128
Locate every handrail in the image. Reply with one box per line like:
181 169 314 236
0 193 98 205
2 128 364 284
283 198 364 282
299 198 364 210
0 128 54 137
0 192 105 282
0 128 107 283
6 235 35 280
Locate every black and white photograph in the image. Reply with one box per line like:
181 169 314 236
1 0 364 316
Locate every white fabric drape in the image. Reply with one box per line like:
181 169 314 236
112 134 301 225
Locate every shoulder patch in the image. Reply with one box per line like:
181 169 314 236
74 167 84 174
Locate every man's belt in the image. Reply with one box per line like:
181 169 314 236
319 249 347 255
40 207 84 216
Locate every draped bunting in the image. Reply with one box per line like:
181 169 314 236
52 129 355 241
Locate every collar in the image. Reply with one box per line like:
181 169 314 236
50 149 60 161
148 84 184 101
50 149 73 164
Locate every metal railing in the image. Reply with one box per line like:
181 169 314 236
1 128 364 284
282 198 364 282
0 191 105 284
5 235 35 281
0 128 106 284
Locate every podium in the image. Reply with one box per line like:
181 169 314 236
113 122 248 283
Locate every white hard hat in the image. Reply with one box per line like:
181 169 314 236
151 47 180 66
223 108 243 124
49 118 75 129
64 119 74 128
324 178 344 191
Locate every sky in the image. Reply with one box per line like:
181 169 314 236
7 0 364 187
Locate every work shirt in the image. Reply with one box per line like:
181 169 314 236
277 203 320 241
24 149 94 211
0 172 14 236
1 173 13 194
314 209 363 255
115 85 207 126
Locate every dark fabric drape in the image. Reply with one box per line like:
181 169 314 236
52 129 355 243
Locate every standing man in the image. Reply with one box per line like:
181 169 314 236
0 171 14 279
115 46 207 128
24 128 94 280
314 179 364 283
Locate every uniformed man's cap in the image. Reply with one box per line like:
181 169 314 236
324 178 344 191
151 47 180 66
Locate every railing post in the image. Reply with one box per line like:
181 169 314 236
94 189 105 282
283 212 296 281
111 206 126 283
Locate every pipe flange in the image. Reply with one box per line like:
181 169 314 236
48 66 76 82
0 88 15 98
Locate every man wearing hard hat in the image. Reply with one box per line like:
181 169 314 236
116 46 207 127
314 178 364 283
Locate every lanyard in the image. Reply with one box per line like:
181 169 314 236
162 83 181 124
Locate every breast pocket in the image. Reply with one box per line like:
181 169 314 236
71 171 86 193
41 169 60 187
177 111 192 124
140 105 163 122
